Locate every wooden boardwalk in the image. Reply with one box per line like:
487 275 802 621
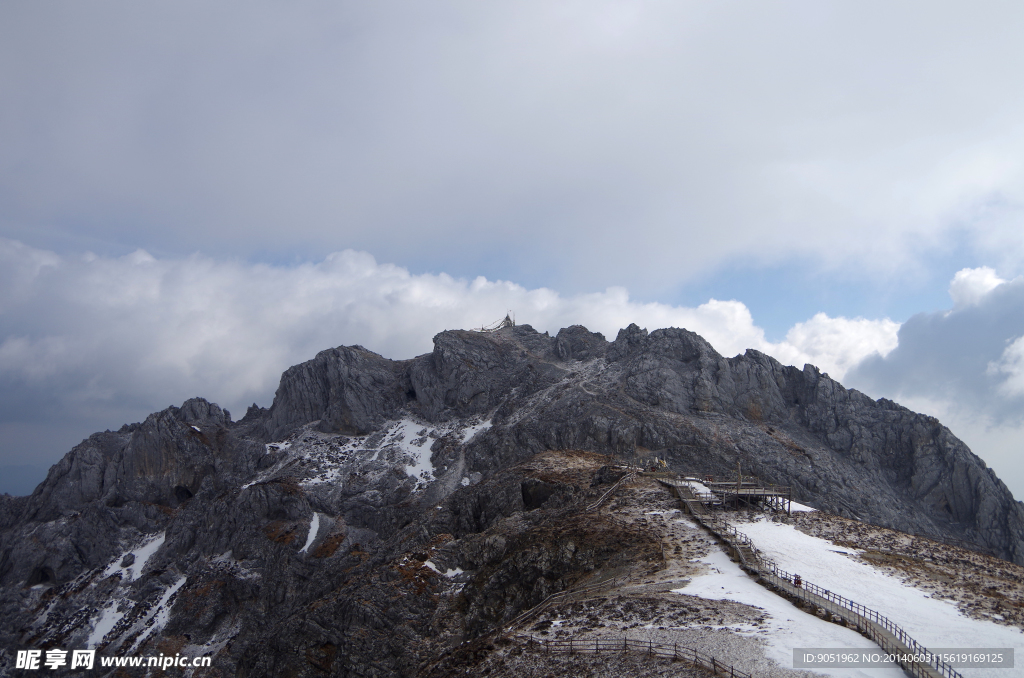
664 480 711 517
663 477 792 514
585 470 638 512
660 479 963 678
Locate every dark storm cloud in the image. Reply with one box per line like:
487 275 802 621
848 275 1024 422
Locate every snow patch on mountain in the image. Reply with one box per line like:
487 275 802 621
86 602 126 649
127 576 187 652
462 419 492 443
379 418 434 484
299 513 320 554
102 532 165 582
424 560 464 578
265 440 292 454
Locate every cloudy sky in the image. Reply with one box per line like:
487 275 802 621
2 1 1023 498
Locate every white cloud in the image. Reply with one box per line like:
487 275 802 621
770 313 900 379
0 239 897 438
949 266 1006 309
988 335 1024 397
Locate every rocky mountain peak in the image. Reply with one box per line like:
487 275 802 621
2 323 1022 677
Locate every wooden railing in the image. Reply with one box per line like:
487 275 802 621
504 576 623 632
513 635 753 678
585 471 637 512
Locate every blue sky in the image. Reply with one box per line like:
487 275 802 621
2 1 1024 498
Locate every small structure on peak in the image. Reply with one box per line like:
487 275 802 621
478 312 515 332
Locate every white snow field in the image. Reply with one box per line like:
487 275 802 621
734 517 1023 678
675 549 905 678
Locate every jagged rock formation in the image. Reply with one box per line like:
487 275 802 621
1 323 1022 676
250 322 1024 562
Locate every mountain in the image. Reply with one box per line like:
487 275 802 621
1 323 1022 676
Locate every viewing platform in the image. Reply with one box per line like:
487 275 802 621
661 475 792 515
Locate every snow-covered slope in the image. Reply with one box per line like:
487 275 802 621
675 549 906 678
725 517 1023 678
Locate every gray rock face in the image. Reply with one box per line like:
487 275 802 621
242 323 1024 562
265 345 408 439
2 322 1023 677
